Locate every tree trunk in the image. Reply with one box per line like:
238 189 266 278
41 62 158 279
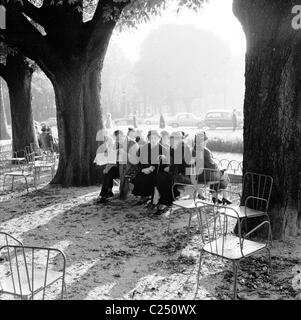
50 63 103 186
5 54 36 155
0 77 10 140
233 0 301 239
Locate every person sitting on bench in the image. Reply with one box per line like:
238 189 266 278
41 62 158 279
96 130 125 204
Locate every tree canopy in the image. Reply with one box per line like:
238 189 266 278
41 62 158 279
134 23 244 114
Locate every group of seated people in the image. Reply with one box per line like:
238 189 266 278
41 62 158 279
95 128 232 215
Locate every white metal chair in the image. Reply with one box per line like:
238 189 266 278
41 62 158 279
3 151 36 193
25 150 56 182
227 160 243 184
195 201 272 300
168 167 228 237
224 172 273 237
0 245 67 300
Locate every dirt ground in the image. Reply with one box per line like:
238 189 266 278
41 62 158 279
0 173 301 300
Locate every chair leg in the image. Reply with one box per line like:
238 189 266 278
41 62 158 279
11 176 15 191
63 282 68 300
233 261 238 300
266 247 272 276
187 210 192 239
265 214 273 245
167 207 173 234
24 177 29 193
194 250 203 300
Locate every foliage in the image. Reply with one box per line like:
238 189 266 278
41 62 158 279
133 24 244 114
207 136 243 154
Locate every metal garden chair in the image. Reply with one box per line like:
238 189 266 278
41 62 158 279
0 245 67 300
219 159 231 170
25 150 56 182
3 151 36 192
168 167 227 237
195 201 272 300
224 172 273 238
227 160 243 184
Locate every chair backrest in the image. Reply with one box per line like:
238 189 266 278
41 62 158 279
13 150 26 159
227 160 243 175
0 245 66 300
219 159 230 170
24 145 34 157
0 231 23 247
196 201 244 256
242 172 273 211
42 151 55 163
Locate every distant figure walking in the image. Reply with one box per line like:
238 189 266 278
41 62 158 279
232 109 238 132
105 113 112 130
38 126 57 152
159 113 166 129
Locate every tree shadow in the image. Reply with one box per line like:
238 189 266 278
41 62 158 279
1 187 215 299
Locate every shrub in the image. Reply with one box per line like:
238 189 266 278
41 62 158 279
207 137 243 154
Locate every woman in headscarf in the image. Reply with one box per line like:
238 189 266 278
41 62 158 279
120 128 139 199
154 131 193 214
132 130 168 205
193 131 231 205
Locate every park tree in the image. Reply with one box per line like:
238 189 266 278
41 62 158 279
233 0 301 239
0 47 37 153
0 0 205 186
0 76 10 140
134 24 236 114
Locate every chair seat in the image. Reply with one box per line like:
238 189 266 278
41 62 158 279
228 173 243 184
173 198 196 209
7 158 25 162
4 171 32 177
0 267 63 298
34 161 54 167
203 234 266 260
225 206 266 218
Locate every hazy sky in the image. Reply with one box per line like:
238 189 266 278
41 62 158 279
113 0 246 61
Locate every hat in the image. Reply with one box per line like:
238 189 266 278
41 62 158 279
170 131 183 139
114 130 124 137
41 126 47 132
160 130 170 137
147 130 160 138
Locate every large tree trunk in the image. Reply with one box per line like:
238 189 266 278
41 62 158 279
2 0 125 187
50 62 104 186
4 54 36 155
233 0 301 239
0 77 10 140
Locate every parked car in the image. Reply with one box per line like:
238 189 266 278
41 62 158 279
144 113 170 125
203 110 243 130
167 113 204 128
114 116 144 126
45 117 57 127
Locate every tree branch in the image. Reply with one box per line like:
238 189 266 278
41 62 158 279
17 0 46 28
83 0 130 66
0 7 65 82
